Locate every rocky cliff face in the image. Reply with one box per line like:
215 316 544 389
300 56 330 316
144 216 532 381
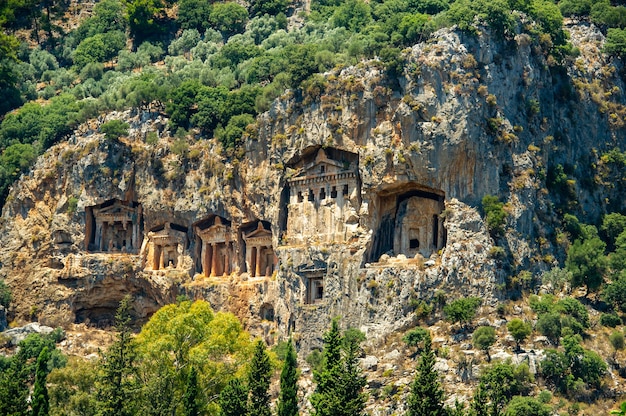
0 21 624 357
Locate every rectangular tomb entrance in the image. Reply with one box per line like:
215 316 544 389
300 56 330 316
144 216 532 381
195 216 236 277
85 199 142 253
243 221 277 277
142 223 188 271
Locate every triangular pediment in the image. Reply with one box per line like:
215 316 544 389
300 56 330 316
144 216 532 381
244 225 272 239
97 203 136 215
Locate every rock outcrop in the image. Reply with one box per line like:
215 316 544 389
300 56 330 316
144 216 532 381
0 21 624 357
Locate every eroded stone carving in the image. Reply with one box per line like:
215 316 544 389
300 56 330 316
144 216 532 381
286 147 360 244
85 199 142 253
243 221 276 277
194 216 236 277
370 186 446 261
141 223 188 271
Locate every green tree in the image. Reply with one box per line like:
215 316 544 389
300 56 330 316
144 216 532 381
178 0 212 32
248 340 272 416
504 396 550 416
126 0 166 42
100 120 129 140
566 235 608 294
406 335 446 416
604 274 626 312
96 295 138 416
536 312 562 345
482 194 507 237
310 319 366 416
220 378 248 416
479 361 532 415
443 297 482 329
277 339 299 416
210 2 248 38
135 300 252 412
0 354 29 415
610 330 625 358
249 0 288 17
473 326 496 362
32 346 51 416
605 28 626 57
507 319 532 351
183 366 200 416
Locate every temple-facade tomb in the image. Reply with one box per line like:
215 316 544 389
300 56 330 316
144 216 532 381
369 185 446 261
85 199 142 253
141 223 188 271
242 221 276 277
194 216 236 277
285 147 360 244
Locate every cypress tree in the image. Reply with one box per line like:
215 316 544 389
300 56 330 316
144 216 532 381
97 295 138 416
311 319 367 416
340 334 367 416
0 355 29 415
31 346 50 416
248 340 272 416
310 318 343 416
277 339 299 416
183 366 200 416
406 335 447 416
220 378 248 416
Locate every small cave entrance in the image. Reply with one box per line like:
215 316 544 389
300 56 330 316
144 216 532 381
369 184 446 262
259 303 275 321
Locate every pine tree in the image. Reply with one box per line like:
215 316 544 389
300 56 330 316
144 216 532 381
406 335 447 416
277 339 299 416
220 378 248 416
248 340 272 416
97 295 138 416
183 366 200 416
31 346 50 416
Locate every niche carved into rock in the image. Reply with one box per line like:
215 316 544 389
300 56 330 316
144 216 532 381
85 199 142 253
369 185 446 262
194 215 236 277
284 146 360 244
242 221 276 277
141 222 188 272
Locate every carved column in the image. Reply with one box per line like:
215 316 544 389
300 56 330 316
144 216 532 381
251 246 257 277
255 246 262 277
159 245 165 270
95 220 103 251
223 246 229 276
210 243 218 277
201 241 210 277
100 221 108 251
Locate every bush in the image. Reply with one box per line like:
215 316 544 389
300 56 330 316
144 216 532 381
600 312 622 327
610 330 625 352
100 120 129 140
444 297 482 328
507 319 532 350
0 280 10 309
473 326 496 359
536 312 561 345
566 235 608 293
482 195 507 237
605 28 626 57
403 327 430 351
504 396 550 416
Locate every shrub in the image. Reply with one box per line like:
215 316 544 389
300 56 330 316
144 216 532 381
536 312 562 345
600 312 622 327
473 326 496 360
100 120 129 140
482 195 507 237
0 280 11 308
444 297 482 328
507 319 532 350
610 330 625 352
504 396 550 416
403 327 430 352
566 235 608 293
605 28 626 57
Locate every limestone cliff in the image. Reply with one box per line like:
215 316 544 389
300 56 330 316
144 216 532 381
0 20 624 361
